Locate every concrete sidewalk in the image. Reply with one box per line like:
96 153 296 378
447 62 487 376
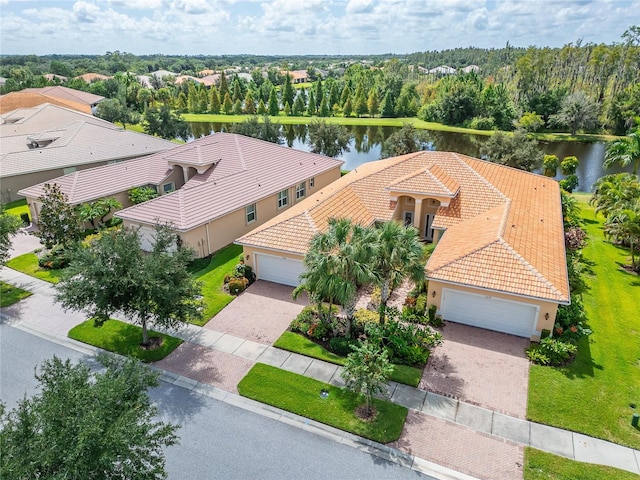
2 266 639 478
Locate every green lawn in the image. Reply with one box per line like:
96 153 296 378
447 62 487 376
190 244 243 325
5 253 64 284
527 195 640 449
273 331 423 387
1 198 29 219
523 448 640 480
68 319 182 362
0 281 32 307
238 363 408 444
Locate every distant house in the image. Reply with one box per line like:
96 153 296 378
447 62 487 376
174 75 202 85
461 65 481 73
199 74 220 87
74 73 112 83
237 151 570 340
198 69 215 76
151 70 177 79
43 74 68 82
21 86 104 112
428 65 456 75
20 133 343 258
4 103 174 203
286 70 309 84
0 91 92 115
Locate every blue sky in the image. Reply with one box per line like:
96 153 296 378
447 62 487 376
0 0 638 56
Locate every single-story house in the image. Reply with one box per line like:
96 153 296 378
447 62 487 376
21 86 104 112
0 91 92 115
114 133 343 258
236 151 570 340
6 103 174 203
20 132 343 258
75 73 112 83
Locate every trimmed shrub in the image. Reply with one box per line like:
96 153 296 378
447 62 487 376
329 337 358 356
37 245 71 269
543 154 559 177
228 277 248 295
526 337 577 366
560 155 579 175
559 174 579 193
469 116 495 130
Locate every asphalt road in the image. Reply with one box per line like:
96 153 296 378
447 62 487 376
0 324 432 480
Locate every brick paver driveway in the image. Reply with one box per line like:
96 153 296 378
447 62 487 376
204 280 308 345
421 322 530 418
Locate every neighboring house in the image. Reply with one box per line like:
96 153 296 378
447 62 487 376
113 133 344 258
0 91 92 115
175 75 202 85
286 70 310 84
461 65 481 73
43 73 68 82
5 103 174 203
236 151 570 340
198 69 215 76
199 74 220 87
21 86 104 111
151 70 177 79
74 73 111 83
428 65 456 75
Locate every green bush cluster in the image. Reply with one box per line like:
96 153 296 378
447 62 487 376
227 277 248 295
37 245 71 270
290 306 333 340
526 337 577 366
364 319 442 367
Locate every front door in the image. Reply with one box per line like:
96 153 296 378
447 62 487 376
424 214 435 241
403 211 414 226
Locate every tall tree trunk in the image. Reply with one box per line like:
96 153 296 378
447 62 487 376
141 318 150 346
344 297 357 339
379 278 391 325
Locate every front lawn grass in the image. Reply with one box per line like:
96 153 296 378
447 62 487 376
69 319 182 362
273 331 423 387
523 447 639 480
5 253 64 284
527 195 640 449
189 244 243 325
1 198 29 218
0 281 32 307
238 363 408 443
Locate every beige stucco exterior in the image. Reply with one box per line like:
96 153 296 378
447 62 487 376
125 166 341 258
426 279 558 341
240 245 305 274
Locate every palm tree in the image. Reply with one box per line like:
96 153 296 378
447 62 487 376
373 221 426 324
603 128 640 175
604 201 640 270
294 218 377 337
591 173 640 219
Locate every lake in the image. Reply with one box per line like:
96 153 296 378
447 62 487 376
187 122 630 192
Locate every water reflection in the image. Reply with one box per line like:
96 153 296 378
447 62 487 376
187 122 630 192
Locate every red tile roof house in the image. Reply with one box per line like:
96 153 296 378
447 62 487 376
20 133 343 258
237 151 570 340
3 104 174 204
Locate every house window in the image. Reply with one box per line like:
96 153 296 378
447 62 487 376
277 189 288 209
162 182 175 194
296 181 306 200
246 203 256 224
310 177 315 187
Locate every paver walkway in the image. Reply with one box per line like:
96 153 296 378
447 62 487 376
2 267 639 479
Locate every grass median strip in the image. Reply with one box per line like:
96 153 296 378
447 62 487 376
0 281 32 307
523 447 639 480
5 253 63 284
238 363 407 444
69 319 182 362
274 331 422 387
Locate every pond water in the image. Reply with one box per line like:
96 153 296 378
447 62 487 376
187 122 631 192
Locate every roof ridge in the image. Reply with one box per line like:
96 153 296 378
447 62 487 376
69 171 80 200
303 210 319 234
425 166 454 194
497 237 564 298
452 152 508 202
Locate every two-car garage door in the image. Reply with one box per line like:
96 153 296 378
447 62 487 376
255 253 304 287
440 288 538 338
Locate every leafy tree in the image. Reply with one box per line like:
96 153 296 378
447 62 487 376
307 91 316 116
244 91 256 114
233 99 243 115
231 115 283 144
0 355 179 480
605 200 640 270
95 98 138 128
514 111 545 132
257 99 267 115
373 221 425 324
434 73 482 125
267 86 279 116
605 83 640 135
218 71 229 100
314 79 324 110
342 97 353 117
307 119 350 158
0 212 22 266
367 88 379 117
129 186 159 205
222 92 233 114
543 154 559 177
560 156 579 175
55 225 203 345
328 82 340 110
379 90 396 118
292 94 305 116
281 73 294 109
480 129 543 172
143 104 189 141
78 198 123 229
380 124 428 159
318 96 330 117
341 341 393 418
550 91 600 136
209 86 221 114
34 183 82 250
603 128 640 175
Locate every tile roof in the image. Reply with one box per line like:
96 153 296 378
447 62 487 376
74 73 111 83
1 103 112 136
0 92 92 115
6 107 174 182
21 86 104 106
238 151 569 303
115 133 344 231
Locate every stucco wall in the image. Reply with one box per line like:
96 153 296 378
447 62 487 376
239 245 305 272
427 279 559 340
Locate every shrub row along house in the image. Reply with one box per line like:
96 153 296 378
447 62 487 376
237 151 570 340
19 132 343 257
1 103 173 203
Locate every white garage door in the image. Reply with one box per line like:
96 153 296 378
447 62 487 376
137 226 176 253
440 288 538 338
255 253 304 287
